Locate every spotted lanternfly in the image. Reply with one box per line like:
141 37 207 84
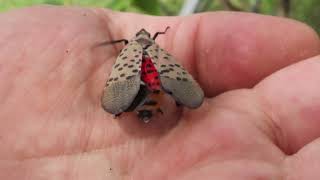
100 27 204 122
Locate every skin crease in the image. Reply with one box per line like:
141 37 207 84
0 5 320 180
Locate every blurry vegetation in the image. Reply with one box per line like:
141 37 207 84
0 0 319 33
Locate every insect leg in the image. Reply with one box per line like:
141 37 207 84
152 26 170 40
157 108 164 114
113 113 122 118
175 101 182 107
138 110 153 122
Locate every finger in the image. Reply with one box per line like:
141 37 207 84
103 11 320 96
255 55 320 153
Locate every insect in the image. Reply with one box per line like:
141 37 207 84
100 27 204 122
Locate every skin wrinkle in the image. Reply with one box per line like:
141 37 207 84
176 16 200 78
192 14 204 83
68 85 114 154
173 15 203 82
239 94 278 143
252 87 290 154
70 94 93 154
24 20 69 79
0 31 19 48
45 33 78 79
62 13 118 105
171 92 286 179
257 58 320 154
208 90 281 148
77 92 109 153
180 160 284 180
0 61 24 106
19 77 94 159
1 34 33 105
62 70 125 155
12 25 86 116
61 45 89 82
241 89 282 147
94 8 121 54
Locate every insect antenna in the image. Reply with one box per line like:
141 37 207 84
152 26 170 40
94 39 129 48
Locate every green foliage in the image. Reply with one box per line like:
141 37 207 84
44 0 63 5
291 0 320 34
132 0 161 15
0 0 319 33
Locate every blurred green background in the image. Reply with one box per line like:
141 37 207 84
1 0 319 33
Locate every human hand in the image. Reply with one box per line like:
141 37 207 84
0 6 320 180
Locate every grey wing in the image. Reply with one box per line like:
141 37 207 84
145 44 204 108
101 40 143 114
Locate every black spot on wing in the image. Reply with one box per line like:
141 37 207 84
126 75 135 80
160 69 171 74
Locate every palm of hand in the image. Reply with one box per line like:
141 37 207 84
1 6 320 180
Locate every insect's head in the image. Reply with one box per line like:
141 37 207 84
136 29 151 38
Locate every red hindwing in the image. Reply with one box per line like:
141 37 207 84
141 57 161 91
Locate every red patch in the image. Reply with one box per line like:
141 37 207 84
141 56 161 91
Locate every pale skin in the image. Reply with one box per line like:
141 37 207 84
0 5 320 180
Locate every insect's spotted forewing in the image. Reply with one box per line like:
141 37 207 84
146 44 204 108
101 41 143 115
